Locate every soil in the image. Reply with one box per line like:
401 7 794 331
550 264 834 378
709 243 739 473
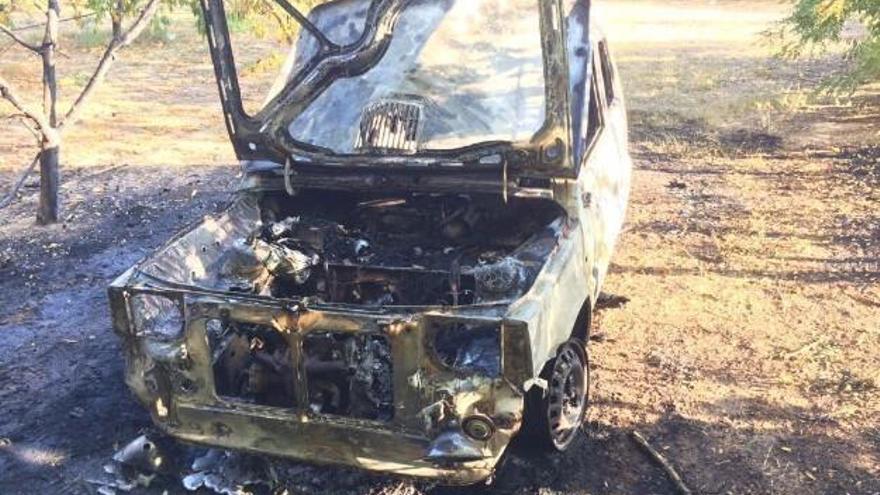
1 1 878 494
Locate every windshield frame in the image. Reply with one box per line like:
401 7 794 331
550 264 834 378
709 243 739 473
199 0 577 178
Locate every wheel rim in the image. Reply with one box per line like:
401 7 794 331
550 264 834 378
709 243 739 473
546 344 587 449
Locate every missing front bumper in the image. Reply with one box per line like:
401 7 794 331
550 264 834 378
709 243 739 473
112 290 528 483
164 403 501 484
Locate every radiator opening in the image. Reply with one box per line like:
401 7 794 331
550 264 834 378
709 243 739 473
304 332 394 421
209 321 297 408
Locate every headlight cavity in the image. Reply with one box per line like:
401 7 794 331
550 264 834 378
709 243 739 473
431 323 501 376
130 293 184 341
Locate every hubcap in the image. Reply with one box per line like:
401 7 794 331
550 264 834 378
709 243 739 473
546 344 586 448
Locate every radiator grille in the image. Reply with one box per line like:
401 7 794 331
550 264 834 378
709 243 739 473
355 101 421 153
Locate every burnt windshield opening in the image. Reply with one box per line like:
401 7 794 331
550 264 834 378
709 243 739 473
220 0 378 116
281 0 547 154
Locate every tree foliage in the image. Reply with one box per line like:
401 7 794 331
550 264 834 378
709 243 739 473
782 0 880 90
0 0 315 48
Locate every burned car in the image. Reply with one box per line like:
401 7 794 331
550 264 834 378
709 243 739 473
108 0 631 484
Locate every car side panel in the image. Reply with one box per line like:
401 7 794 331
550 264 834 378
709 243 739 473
506 220 590 379
580 40 632 299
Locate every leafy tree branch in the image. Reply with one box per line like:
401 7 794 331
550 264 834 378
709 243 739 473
780 0 880 91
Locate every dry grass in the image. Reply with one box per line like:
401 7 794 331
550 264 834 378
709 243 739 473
0 11 288 173
591 2 879 493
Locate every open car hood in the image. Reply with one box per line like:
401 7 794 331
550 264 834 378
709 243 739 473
199 0 578 178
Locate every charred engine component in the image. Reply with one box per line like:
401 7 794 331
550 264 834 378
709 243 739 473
215 239 273 295
207 320 394 419
472 258 529 297
208 321 297 407
250 215 328 285
304 332 393 421
217 191 564 306
439 202 482 242
323 265 476 306
251 238 320 284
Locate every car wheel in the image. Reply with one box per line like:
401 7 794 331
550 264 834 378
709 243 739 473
523 339 589 452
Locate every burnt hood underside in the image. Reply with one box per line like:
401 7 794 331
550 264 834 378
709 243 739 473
198 0 580 178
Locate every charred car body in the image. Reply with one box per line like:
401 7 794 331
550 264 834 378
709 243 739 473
108 0 631 484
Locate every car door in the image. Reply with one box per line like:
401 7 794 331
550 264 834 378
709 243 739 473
579 38 632 298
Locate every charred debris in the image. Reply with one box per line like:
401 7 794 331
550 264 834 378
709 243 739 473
95 432 428 495
216 190 564 308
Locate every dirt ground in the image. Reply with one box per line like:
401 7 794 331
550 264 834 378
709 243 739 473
1 1 878 494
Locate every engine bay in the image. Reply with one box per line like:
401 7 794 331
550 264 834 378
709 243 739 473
212 190 564 307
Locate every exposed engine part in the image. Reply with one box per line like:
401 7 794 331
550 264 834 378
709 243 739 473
216 239 272 295
211 191 562 307
209 322 297 408
321 265 476 306
472 258 528 296
357 198 407 209
251 238 319 285
353 239 370 257
304 332 394 421
266 216 299 239
208 320 394 420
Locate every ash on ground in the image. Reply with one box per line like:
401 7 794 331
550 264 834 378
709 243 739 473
90 433 434 495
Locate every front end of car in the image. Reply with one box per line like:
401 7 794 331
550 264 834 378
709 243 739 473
106 0 611 484
108 276 535 484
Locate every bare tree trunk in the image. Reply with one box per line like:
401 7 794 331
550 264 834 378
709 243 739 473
2 0 158 221
37 0 60 225
111 0 124 40
36 146 59 223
